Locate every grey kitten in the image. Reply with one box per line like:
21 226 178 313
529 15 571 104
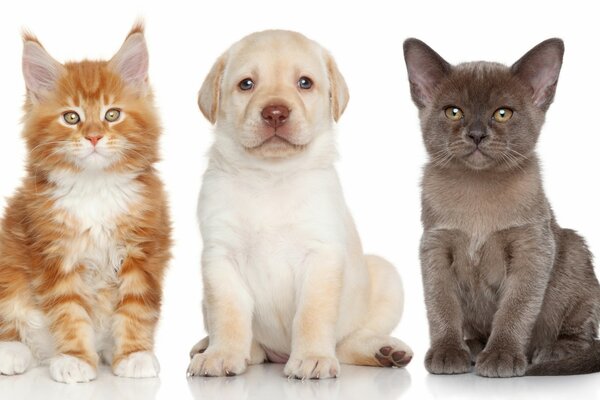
403 38 600 377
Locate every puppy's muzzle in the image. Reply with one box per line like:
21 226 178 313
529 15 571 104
261 105 290 129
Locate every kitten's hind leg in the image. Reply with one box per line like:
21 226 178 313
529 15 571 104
336 255 413 368
532 335 593 364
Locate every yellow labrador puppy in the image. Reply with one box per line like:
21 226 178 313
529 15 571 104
188 30 412 379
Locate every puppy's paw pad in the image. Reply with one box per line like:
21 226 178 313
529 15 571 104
189 337 209 359
0 342 33 375
284 356 340 379
376 345 413 368
49 354 96 383
425 345 471 375
187 349 247 377
114 351 160 378
476 349 526 378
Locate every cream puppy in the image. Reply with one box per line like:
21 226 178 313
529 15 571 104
188 30 412 379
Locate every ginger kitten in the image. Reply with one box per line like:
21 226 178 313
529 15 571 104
404 38 600 377
0 25 171 383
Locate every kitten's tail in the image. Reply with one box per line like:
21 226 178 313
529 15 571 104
525 341 600 376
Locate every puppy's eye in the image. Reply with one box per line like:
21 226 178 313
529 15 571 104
239 78 255 91
492 108 513 123
444 106 463 121
63 111 81 125
105 108 121 122
298 77 313 90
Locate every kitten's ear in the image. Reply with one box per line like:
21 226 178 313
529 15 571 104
403 38 451 108
198 54 227 124
325 52 349 122
511 38 564 110
22 33 65 103
109 23 149 92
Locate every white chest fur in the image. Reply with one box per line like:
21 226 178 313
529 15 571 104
48 169 142 273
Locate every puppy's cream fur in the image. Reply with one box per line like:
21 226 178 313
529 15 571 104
188 30 412 379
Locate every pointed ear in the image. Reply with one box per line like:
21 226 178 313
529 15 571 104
325 53 349 122
22 33 64 103
198 54 227 124
403 38 451 108
109 24 149 92
511 38 564 110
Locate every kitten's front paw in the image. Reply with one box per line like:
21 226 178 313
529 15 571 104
425 345 471 374
0 341 33 375
284 355 340 379
49 354 97 383
114 351 160 378
475 348 527 378
187 348 248 377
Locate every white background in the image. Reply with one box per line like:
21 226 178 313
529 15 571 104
1 0 599 399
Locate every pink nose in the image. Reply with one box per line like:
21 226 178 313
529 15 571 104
85 135 104 146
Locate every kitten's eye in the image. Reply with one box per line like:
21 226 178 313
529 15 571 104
493 108 513 123
298 77 313 90
239 78 254 91
105 108 121 122
63 111 81 125
444 106 464 121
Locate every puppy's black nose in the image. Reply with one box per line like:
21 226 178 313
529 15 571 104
467 130 488 145
261 105 290 128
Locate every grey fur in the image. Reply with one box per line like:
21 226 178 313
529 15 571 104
404 38 600 377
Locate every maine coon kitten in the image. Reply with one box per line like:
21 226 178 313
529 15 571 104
0 25 171 383
404 38 600 377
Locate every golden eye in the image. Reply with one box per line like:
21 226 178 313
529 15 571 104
105 108 121 122
493 108 513 122
63 111 81 125
444 106 464 121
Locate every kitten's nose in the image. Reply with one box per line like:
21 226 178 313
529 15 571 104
261 105 290 128
467 130 488 145
85 134 104 147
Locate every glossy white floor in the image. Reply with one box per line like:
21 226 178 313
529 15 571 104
2 354 600 400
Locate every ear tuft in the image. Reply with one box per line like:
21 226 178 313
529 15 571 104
198 55 227 124
326 52 349 122
22 33 64 102
109 24 149 91
511 38 564 110
403 38 451 108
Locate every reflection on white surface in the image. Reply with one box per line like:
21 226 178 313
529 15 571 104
187 363 412 400
0 365 160 400
425 372 600 400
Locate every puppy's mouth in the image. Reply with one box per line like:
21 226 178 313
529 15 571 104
245 129 307 150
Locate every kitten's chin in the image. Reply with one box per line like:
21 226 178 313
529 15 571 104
76 152 115 171
460 149 496 171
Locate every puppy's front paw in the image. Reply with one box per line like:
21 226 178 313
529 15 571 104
425 344 471 374
49 354 97 383
0 341 33 375
187 348 248 377
284 355 340 379
475 348 527 378
114 351 160 378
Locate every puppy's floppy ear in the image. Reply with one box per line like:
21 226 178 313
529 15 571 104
198 54 227 124
403 38 451 108
325 53 349 122
22 32 65 103
511 38 564 110
109 22 149 93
